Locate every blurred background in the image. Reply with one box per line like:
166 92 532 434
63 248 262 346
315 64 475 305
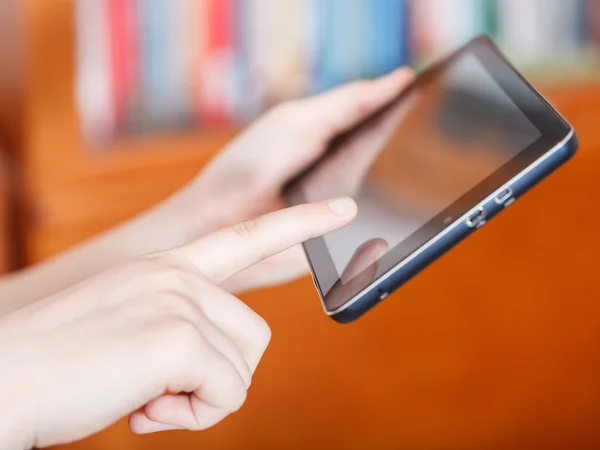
73 0 600 144
1 0 600 448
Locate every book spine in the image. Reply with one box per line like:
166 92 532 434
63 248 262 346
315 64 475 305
378 0 410 74
108 0 140 135
410 0 435 64
168 0 197 127
589 0 600 45
481 0 498 37
137 0 169 130
241 0 270 118
497 0 582 63
231 0 250 121
365 0 389 78
588 0 600 46
228 0 244 122
253 0 280 106
191 0 207 126
314 0 365 92
421 0 487 58
313 0 335 93
198 0 234 124
304 0 320 95
335 0 366 83
262 0 311 103
107 0 127 134
75 0 115 143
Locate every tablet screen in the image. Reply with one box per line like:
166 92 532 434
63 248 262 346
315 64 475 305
316 53 541 282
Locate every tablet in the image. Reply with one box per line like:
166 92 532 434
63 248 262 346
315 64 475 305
285 36 578 323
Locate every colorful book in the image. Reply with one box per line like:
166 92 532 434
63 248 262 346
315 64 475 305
137 0 169 130
239 0 272 119
314 0 366 93
364 0 410 78
108 0 139 134
197 0 235 124
411 0 491 64
167 0 197 127
497 0 583 64
191 0 207 125
261 0 312 103
230 0 252 121
590 0 600 47
75 0 115 143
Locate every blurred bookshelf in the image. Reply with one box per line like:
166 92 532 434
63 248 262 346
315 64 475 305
0 0 599 264
74 0 600 146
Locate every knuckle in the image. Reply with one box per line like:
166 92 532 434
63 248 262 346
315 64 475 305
153 291 193 320
131 255 184 284
250 313 272 350
216 371 248 416
229 386 248 413
149 260 198 293
142 317 207 383
230 219 259 239
161 318 208 365
155 267 183 288
111 258 156 280
165 317 201 346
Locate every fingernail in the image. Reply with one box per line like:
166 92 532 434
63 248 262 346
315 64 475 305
328 198 357 216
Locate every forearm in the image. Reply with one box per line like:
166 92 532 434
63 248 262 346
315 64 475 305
0 382 30 450
0 416 30 450
0 327 34 450
0 196 212 317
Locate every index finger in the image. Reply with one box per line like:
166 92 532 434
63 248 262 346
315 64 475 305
171 198 357 284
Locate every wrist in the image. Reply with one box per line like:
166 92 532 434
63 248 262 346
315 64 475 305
0 342 34 450
0 413 30 450
143 182 222 250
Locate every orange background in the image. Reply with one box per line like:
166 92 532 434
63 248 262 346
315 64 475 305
0 1 600 449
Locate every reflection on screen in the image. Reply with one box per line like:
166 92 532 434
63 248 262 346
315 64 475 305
301 53 541 292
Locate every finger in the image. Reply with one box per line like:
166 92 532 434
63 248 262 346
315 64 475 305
129 410 183 434
153 291 253 388
220 245 309 294
340 239 389 284
139 393 234 432
158 336 248 429
187 282 271 373
172 198 357 284
302 67 415 138
133 349 248 433
193 312 253 387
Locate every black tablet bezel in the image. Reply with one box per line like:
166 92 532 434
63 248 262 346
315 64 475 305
285 36 572 313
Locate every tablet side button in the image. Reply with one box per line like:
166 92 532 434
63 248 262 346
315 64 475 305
466 206 486 228
495 187 514 206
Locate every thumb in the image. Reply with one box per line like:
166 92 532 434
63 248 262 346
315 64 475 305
301 67 415 138
170 198 357 284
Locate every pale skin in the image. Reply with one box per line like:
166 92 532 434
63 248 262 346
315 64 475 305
0 68 414 449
